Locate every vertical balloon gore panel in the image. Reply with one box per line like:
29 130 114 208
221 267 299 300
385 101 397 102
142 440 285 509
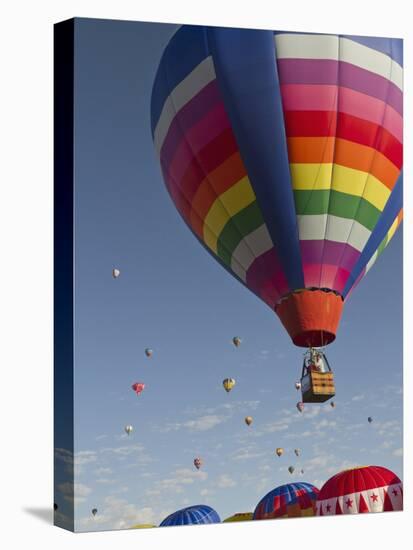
275 289 344 347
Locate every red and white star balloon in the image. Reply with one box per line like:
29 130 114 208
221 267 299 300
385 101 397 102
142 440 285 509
316 465 402 516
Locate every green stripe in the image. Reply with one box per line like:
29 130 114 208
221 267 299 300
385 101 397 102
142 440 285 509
294 190 380 231
376 234 388 258
217 201 264 266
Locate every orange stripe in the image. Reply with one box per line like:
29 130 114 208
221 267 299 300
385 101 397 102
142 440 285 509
287 137 335 164
190 152 247 236
287 137 399 190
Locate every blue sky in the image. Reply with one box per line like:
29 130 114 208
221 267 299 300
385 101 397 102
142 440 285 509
54 18 403 531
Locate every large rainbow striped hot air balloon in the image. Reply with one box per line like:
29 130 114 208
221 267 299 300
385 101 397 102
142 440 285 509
151 26 402 364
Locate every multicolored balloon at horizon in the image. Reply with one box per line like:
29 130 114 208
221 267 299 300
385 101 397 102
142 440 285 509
316 465 403 515
253 482 319 519
151 26 403 349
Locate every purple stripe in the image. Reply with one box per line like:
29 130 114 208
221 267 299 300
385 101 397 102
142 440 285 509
277 59 402 115
246 248 290 305
300 240 360 273
159 80 221 160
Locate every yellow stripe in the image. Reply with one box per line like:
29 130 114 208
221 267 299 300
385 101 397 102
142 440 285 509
290 163 333 190
290 163 391 211
332 165 390 211
387 215 399 242
203 176 255 251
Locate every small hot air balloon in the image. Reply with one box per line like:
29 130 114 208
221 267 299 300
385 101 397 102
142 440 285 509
295 381 301 391
131 382 145 396
193 457 203 470
296 402 304 413
300 469 305 475
124 425 133 436
294 448 301 457
53 503 58 511
112 268 120 279
223 378 236 393
275 448 284 457
288 466 295 475
92 508 98 517
368 417 373 423
232 336 242 348
245 416 253 426
145 348 153 358
330 401 336 408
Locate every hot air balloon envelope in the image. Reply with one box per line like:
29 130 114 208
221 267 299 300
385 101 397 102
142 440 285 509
151 27 403 350
145 348 153 358
131 382 145 395
316 466 402 515
223 378 236 392
193 457 203 470
245 416 253 426
254 482 319 519
160 505 221 526
223 513 253 523
275 447 284 457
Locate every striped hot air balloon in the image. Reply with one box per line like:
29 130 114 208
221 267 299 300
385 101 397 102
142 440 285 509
159 505 221 527
316 465 403 515
253 482 319 520
151 26 402 354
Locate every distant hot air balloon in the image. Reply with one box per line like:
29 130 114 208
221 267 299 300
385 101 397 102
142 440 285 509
288 466 295 474
160 505 220 526
294 448 301 457
330 401 336 408
124 425 133 436
53 503 58 511
92 508 98 517
223 513 253 523
316 466 403 515
300 469 305 475
296 402 304 413
112 268 120 279
131 382 145 396
368 416 373 423
145 348 153 358
151 27 403 391
193 457 203 470
275 448 284 457
232 336 242 348
254 482 319 519
245 416 253 426
295 381 301 391
223 378 236 393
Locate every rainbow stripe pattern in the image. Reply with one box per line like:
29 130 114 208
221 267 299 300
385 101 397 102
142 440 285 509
151 27 402 309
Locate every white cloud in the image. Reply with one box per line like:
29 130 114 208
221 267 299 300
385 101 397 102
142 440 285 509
78 496 157 531
161 414 227 433
351 394 365 402
58 481 92 505
216 474 236 488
